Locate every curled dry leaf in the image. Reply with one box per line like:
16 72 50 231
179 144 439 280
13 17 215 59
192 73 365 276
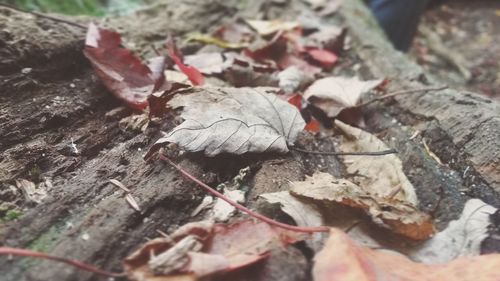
313 228 500 281
124 220 306 281
154 87 305 156
409 199 497 263
245 19 300 36
303 76 383 118
290 172 434 240
83 23 167 110
335 120 418 204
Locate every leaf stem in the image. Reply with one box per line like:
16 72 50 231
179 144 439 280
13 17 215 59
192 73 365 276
356 85 448 108
291 147 397 156
0 247 125 278
159 154 329 233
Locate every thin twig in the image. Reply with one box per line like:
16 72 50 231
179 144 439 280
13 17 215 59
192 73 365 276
0 247 125 278
291 147 397 156
0 3 86 29
356 85 448 108
159 154 329 233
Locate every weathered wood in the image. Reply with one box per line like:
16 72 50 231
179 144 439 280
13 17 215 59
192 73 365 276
0 0 498 280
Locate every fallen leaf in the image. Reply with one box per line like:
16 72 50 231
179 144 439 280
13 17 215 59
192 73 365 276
83 23 167 110
335 120 418 204
185 32 250 49
244 33 288 63
183 53 226 75
166 38 204 86
212 189 246 222
124 220 306 281
410 199 497 263
278 53 322 75
223 53 279 87
125 194 141 212
15 179 47 204
290 172 433 240
303 76 383 118
305 48 338 68
155 87 305 156
307 26 347 54
313 228 500 281
277 66 312 94
119 113 150 132
245 19 300 36
481 209 500 254
318 0 343 17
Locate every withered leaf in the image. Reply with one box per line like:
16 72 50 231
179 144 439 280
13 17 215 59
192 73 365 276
155 87 305 156
83 23 167 110
290 172 434 240
245 19 300 36
313 228 500 281
124 220 306 281
303 76 383 118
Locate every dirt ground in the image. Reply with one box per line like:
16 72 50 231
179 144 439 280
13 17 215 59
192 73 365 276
411 0 500 100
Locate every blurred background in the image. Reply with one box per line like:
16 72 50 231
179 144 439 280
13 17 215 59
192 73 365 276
2 0 497 100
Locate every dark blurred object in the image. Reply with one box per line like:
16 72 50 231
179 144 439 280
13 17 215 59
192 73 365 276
368 0 431 51
481 210 500 254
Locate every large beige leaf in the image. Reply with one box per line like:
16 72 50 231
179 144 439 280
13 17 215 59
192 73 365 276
313 228 500 281
335 120 418 204
290 172 434 240
303 76 382 118
157 87 305 156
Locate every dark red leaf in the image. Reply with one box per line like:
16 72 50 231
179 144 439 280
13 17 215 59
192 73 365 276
287 93 303 109
278 54 322 75
166 38 205 86
306 48 338 68
304 118 321 133
83 23 167 110
244 32 288 63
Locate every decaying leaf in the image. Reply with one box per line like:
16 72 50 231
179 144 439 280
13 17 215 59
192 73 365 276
212 189 246 222
335 120 418 204
290 172 434 240
124 220 306 281
277 66 313 94
305 48 338 68
83 23 167 110
303 76 383 118
313 228 500 281
409 199 497 263
155 87 305 156
245 19 300 36
15 178 47 204
166 38 204 86
183 53 227 75
185 32 250 49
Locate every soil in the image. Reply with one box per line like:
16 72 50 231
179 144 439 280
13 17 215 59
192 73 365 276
411 0 500 100
0 0 499 280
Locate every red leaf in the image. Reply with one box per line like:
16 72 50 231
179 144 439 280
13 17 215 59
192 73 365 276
305 118 321 133
287 93 303 109
306 48 338 68
83 23 167 110
278 53 322 75
166 39 205 86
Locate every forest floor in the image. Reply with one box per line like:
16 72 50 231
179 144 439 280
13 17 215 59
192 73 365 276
411 0 500 100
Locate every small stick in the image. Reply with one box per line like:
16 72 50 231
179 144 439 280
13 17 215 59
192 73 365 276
356 85 448 108
0 247 125 278
0 3 86 29
291 147 397 156
159 154 329 233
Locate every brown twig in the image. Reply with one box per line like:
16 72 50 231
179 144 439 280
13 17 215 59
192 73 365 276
356 85 448 108
0 3 86 29
291 147 397 156
0 247 126 278
159 153 329 233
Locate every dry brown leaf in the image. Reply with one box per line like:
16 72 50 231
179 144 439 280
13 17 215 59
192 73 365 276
290 172 434 240
15 178 47 204
154 87 305 156
335 120 418 204
303 76 382 118
124 220 306 281
313 228 500 281
245 19 300 36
